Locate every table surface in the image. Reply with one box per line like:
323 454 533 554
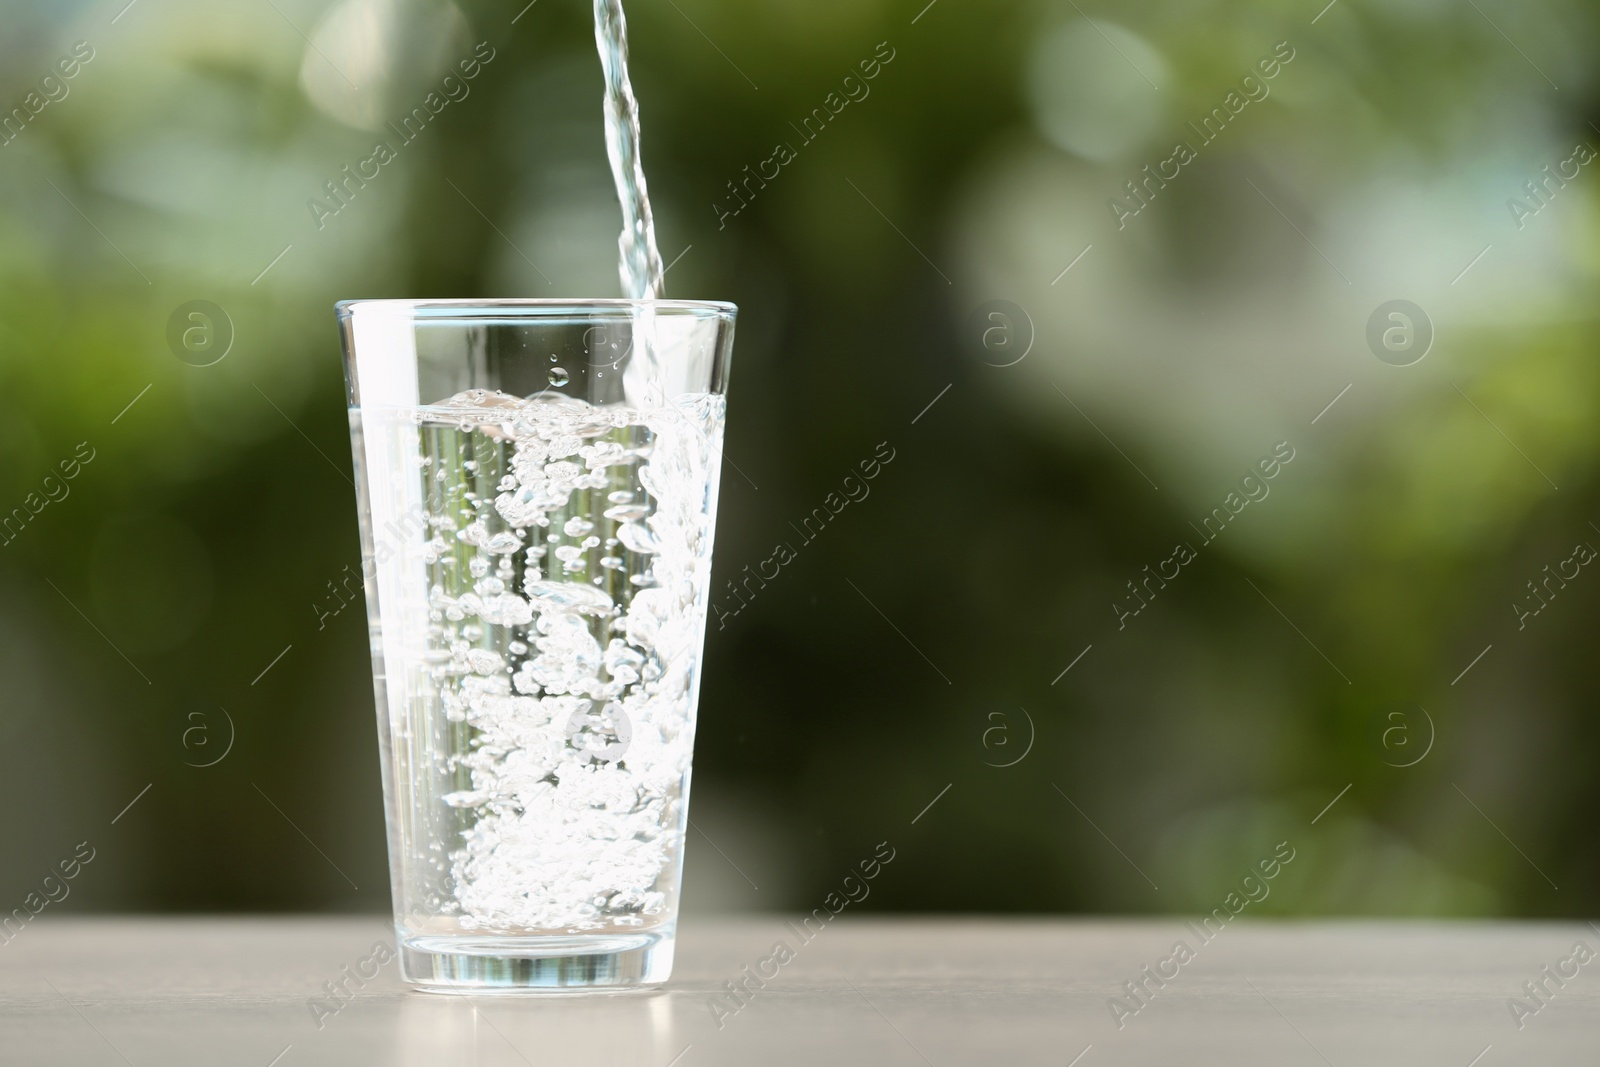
1 918 1596 1066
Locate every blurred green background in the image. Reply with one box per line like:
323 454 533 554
1 0 1596 920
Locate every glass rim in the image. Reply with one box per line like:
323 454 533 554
336 298 737 319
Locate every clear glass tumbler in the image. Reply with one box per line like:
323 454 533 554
336 299 735 992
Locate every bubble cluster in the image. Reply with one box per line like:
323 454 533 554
415 390 722 932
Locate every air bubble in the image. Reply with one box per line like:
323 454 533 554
604 503 649 523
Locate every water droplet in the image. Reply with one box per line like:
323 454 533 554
549 366 570 387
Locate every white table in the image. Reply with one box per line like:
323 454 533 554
1 918 1595 1065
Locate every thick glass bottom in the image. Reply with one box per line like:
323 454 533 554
399 928 675 994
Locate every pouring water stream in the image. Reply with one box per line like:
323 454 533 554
593 0 665 302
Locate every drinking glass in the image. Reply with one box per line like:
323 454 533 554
337 299 735 992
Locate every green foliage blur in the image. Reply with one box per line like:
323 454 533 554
1 0 1597 919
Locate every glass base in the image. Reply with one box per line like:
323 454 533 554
399 929 675 994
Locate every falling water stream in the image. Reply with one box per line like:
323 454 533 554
593 0 665 301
